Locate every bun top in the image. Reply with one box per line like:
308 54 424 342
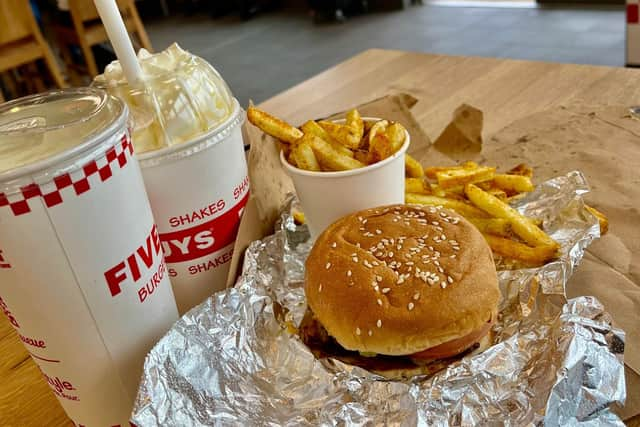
305 204 500 356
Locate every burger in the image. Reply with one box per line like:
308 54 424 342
301 203 501 378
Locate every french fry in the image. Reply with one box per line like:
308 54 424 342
405 193 489 218
368 133 395 163
291 137 321 171
436 166 495 190
346 109 364 145
386 122 406 152
319 119 361 150
293 210 306 225
465 184 558 248
425 161 478 179
368 120 389 144
309 136 365 171
507 163 533 178
483 234 558 266
405 154 424 178
486 187 508 201
585 205 609 235
247 106 302 144
492 174 535 193
354 150 369 164
300 120 354 158
405 178 427 193
467 218 512 238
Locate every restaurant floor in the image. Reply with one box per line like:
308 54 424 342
145 4 624 106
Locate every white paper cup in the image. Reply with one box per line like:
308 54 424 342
0 89 179 426
137 98 249 315
281 118 409 238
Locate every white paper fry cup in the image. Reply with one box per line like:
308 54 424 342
281 118 410 238
0 89 179 426
137 99 249 315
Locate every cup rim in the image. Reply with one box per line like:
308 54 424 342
280 117 410 178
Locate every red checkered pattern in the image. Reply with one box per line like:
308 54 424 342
629 2 639 24
0 134 134 217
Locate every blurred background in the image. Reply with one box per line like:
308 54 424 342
0 0 625 106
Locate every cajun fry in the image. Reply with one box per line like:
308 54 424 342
309 136 366 171
300 120 354 158
436 166 495 190
483 234 558 266
386 122 407 152
405 154 424 178
492 174 535 193
406 193 489 218
368 133 395 163
291 137 321 171
405 178 427 193
465 184 558 248
319 119 360 150
425 161 478 179
467 218 512 238
247 106 302 144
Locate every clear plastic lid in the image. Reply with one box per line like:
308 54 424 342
93 43 235 154
0 88 124 175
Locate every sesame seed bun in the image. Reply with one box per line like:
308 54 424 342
304 204 500 356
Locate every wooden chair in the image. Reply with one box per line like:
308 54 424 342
0 0 67 100
56 0 153 78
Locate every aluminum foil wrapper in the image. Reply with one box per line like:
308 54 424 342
132 171 626 426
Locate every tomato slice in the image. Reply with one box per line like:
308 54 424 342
410 318 494 360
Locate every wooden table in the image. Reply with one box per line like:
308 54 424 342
2 49 639 426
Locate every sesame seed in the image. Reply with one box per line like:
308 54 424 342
441 234 447 241
393 218 399 222
388 251 394 257
363 219 368 224
453 246 460 251
352 257 359 263
347 270 352 277
428 246 434 251
319 284 323 292
450 240 458 245
372 261 379 266
364 260 372 268
447 276 454 283
331 242 337 248
358 216 363 221
325 262 331 269
368 330 373 336
408 302 415 311
450 254 457 258
377 319 382 328
438 267 445 273
377 298 383 306
374 285 379 292
441 283 448 289
382 288 391 294
376 275 383 282
376 229 382 235
356 327 361 335
440 212 447 217
432 221 439 226
356 243 361 248
413 292 420 300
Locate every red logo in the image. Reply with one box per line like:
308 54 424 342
161 192 249 263
104 224 163 297
0 296 19 328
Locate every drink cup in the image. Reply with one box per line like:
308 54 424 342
94 44 249 314
280 118 410 238
137 100 248 314
0 88 179 426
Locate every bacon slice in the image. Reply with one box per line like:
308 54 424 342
410 317 494 360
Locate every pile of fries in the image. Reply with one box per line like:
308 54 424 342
247 106 417 172
404 161 608 267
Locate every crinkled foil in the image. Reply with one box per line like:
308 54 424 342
132 171 626 426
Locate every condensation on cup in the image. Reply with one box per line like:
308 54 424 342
95 44 249 314
0 89 179 426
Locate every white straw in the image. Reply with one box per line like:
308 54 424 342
93 0 144 85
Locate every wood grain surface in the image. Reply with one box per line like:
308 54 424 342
1 49 639 426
